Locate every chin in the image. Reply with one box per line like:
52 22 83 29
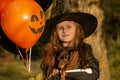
62 39 72 42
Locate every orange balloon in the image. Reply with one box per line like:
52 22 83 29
1 0 45 49
0 0 13 19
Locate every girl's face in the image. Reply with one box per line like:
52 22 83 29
56 21 76 46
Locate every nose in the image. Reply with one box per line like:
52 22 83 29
62 27 67 33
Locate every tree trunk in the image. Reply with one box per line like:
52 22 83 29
70 0 110 80
46 0 110 80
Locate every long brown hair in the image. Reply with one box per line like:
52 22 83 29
40 22 91 79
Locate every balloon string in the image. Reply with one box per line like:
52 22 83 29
16 46 32 80
28 47 32 79
26 49 28 71
25 48 32 80
16 46 27 68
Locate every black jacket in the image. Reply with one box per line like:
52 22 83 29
50 43 99 80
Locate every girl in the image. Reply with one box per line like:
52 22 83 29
40 12 99 80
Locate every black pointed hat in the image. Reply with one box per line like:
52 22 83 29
40 12 98 43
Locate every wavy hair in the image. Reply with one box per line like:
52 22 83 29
40 22 91 80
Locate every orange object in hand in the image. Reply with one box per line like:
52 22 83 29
1 0 45 49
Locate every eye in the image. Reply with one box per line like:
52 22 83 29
66 26 72 29
31 15 39 22
57 26 63 30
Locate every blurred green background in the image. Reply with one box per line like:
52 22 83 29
0 0 120 80
101 0 120 80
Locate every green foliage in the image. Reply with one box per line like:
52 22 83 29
0 51 42 80
100 0 120 80
100 0 120 34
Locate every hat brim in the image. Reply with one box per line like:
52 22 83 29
39 12 98 43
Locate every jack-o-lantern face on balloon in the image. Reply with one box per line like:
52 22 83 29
29 11 44 34
1 0 45 49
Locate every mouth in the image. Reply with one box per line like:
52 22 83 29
62 34 69 37
29 25 44 34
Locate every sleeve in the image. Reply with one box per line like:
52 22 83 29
65 44 100 80
85 43 99 79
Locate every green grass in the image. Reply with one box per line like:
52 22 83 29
0 50 43 80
